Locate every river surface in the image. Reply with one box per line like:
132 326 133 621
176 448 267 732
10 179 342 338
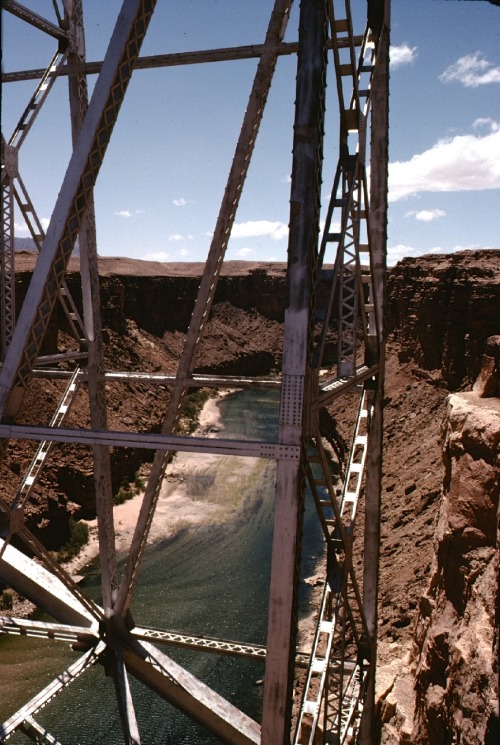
1 390 323 744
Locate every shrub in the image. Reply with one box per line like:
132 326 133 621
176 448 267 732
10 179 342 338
57 518 89 563
0 591 13 610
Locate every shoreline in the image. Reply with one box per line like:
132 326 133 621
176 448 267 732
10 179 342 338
65 390 231 579
5 392 231 618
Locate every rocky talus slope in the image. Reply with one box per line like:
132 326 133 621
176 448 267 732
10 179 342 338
3 249 499 742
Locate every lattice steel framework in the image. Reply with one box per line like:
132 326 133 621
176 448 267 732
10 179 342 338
0 1 389 743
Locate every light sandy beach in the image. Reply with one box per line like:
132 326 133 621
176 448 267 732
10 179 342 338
64 392 231 578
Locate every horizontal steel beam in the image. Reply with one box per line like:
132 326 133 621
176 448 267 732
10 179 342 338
132 625 266 661
0 615 97 645
2 37 363 83
0 422 300 459
29 367 282 389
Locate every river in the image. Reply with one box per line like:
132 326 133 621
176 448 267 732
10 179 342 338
1 389 323 744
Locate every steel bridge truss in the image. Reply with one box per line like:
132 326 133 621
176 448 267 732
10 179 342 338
0 1 389 743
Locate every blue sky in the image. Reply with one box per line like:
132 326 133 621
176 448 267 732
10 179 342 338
2 0 499 265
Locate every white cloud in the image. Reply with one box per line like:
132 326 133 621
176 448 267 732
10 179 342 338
168 233 194 242
472 117 500 132
405 208 446 222
390 44 418 69
440 52 500 87
15 216 49 234
387 243 417 265
386 243 499 268
179 248 189 257
232 220 288 241
235 247 253 257
115 210 131 218
173 197 192 207
389 126 500 201
141 251 170 262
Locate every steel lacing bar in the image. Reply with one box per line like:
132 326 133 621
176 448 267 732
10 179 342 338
132 625 267 660
0 615 97 644
1 165 16 353
339 385 371 524
0 367 83 564
8 49 69 151
13 366 82 510
293 580 338 745
0 641 106 741
307 431 371 643
12 175 88 345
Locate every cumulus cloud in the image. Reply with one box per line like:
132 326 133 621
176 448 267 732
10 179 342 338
232 220 288 240
141 251 170 262
115 210 131 218
472 117 500 132
406 209 446 222
390 44 418 69
389 126 500 201
386 243 417 266
235 248 253 257
173 197 192 207
440 52 500 87
14 220 29 234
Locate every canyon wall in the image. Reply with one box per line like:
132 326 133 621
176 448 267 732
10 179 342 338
386 250 499 388
9 249 500 741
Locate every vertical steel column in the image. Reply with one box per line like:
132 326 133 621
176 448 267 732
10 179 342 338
261 1 327 742
359 0 390 741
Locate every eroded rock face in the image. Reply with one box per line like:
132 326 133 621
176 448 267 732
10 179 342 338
411 393 500 744
386 250 500 389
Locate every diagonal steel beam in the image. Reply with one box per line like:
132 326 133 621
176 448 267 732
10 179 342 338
2 0 68 43
0 0 157 424
112 651 141 745
122 639 261 745
113 0 294 619
0 642 105 741
64 0 119 612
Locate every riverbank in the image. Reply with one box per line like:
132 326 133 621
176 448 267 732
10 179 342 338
65 391 231 579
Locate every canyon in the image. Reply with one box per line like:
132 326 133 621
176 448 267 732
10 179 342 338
2 248 499 743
